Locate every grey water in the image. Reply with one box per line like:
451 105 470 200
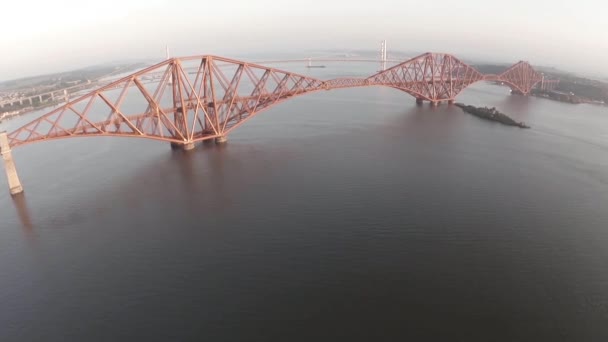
1 63 608 341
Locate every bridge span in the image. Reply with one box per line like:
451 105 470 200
1 52 554 195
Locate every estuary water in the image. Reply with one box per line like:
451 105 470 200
1 63 608 341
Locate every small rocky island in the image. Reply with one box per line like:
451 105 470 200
455 103 530 129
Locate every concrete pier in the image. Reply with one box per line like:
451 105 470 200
170 142 195 151
415 98 424 105
0 131 24 195
215 136 227 144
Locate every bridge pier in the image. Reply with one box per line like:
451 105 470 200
430 101 439 107
416 98 424 106
170 142 196 151
0 132 24 195
448 99 455 105
215 135 227 144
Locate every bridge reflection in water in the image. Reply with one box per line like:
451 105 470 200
11 193 34 238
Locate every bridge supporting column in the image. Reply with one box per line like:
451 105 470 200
170 142 195 151
0 132 24 195
416 98 424 106
215 135 227 144
448 99 455 105
430 101 439 107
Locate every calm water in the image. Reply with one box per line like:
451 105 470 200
1 63 608 341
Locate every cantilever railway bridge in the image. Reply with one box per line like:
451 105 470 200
1 52 556 195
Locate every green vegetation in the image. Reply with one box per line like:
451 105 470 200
553 77 607 103
455 103 530 128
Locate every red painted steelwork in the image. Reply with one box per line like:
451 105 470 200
367 53 484 103
7 53 550 149
495 61 544 94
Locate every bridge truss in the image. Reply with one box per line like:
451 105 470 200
5 53 551 150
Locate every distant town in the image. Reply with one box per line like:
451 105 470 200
0 63 145 122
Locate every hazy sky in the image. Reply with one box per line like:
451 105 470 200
1 0 606 80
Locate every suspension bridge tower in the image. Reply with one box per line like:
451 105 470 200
380 40 387 71
166 45 173 85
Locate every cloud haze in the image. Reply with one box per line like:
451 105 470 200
1 0 606 80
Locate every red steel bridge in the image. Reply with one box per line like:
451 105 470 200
1 52 556 195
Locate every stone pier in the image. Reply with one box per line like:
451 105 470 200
0 131 24 195
215 136 227 144
170 141 196 151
